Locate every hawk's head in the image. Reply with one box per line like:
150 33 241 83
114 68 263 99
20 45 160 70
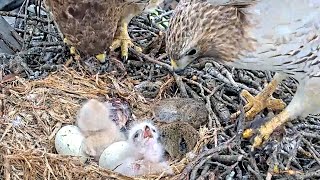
166 1 252 72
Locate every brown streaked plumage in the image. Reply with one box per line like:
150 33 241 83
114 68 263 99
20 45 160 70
167 1 254 64
166 0 320 149
45 0 162 60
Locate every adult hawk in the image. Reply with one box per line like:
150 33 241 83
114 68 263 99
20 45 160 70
45 0 162 61
166 0 320 148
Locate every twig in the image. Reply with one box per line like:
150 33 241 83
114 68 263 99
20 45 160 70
173 73 188 98
0 65 4 118
247 165 264 180
296 169 320 179
129 49 191 98
248 156 264 180
190 155 210 180
185 84 202 100
302 138 320 166
0 11 50 23
301 131 320 140
129 48 173 72
285 136 302 170
178 142 237 180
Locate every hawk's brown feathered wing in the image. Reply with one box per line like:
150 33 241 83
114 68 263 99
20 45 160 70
46 0 123 56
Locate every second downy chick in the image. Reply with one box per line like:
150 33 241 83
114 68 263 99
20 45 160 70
129 122 163 162
114 121 173 176
76 99 125 160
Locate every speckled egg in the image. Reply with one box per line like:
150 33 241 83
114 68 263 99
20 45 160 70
99 141 132 170
54 125 88 163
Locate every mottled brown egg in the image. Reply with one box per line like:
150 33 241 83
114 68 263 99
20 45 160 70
158 122 199 159
153 98 208 128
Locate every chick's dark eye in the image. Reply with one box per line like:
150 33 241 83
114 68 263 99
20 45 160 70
134 132 139 139
187 49 197 56
152 128 156 133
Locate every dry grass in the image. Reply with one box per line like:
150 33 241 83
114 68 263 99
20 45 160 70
0 66 211 180
1 1 319 179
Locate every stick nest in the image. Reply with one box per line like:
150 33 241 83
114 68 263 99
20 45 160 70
1 1 320 180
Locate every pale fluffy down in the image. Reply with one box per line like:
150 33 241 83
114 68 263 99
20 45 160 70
115 157 173 177
76 99 125 159
76 99 112 134
127 121 162 161
113 121 173 176
83 130 125 160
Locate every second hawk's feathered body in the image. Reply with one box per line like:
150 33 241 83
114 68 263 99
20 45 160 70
166 0 320 148
46 0 162 59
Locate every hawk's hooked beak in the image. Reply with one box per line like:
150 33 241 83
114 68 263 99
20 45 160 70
170 59 178 69
170 58 189 73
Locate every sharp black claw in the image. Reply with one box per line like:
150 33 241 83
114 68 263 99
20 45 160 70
250 146 256 152
246 114 272 129
122 56 128 62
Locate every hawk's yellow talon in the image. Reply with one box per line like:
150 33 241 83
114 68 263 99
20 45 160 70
242 77 286 120
64 38 106 63
248 110 290 150
63 38 78 56
273 164 280 173
242 128 254 139
252 134 264 149
95 53 106 63
70 46 76 55
134 46 142 52
110 22 142 60
63 38 69 44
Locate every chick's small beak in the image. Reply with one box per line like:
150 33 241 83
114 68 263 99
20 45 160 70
143 126 153 138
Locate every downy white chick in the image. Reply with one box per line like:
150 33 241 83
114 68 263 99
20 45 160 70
76 99 125 160
114 121 173 176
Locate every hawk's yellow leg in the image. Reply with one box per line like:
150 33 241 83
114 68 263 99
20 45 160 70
110 22 142 60
63 38 81 62
64 38 78 56
63 38 106 63
241 74 286 120
242 73 288 148
245 109 290 150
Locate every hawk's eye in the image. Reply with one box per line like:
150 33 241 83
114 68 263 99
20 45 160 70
186 49 197 56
